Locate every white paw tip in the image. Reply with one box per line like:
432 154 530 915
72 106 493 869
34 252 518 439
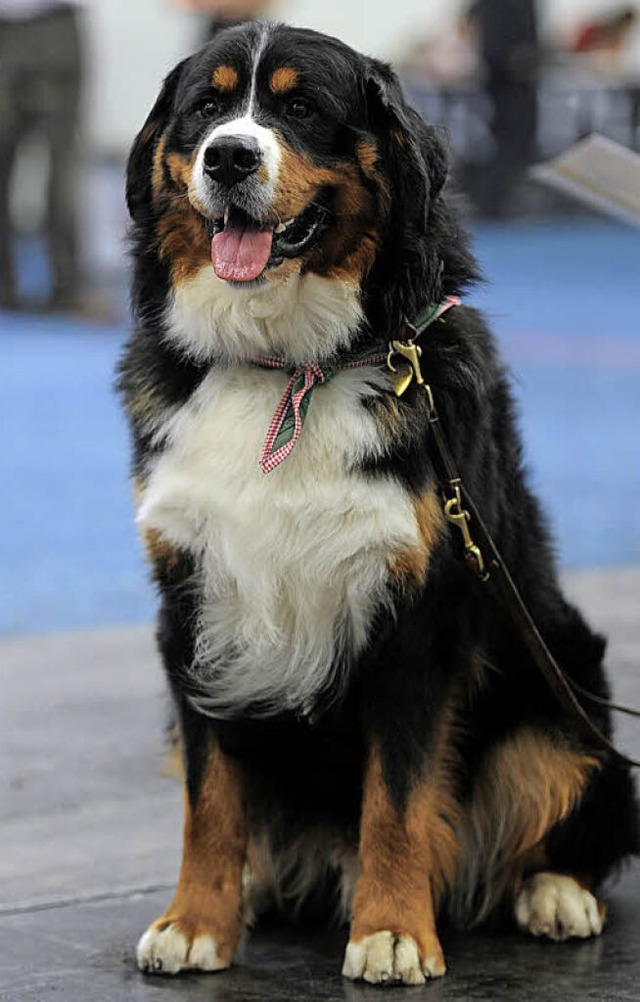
516 872 605 942
341 939 365 980
188 934 226 971
395 935 426 985
342 931 444 985
137 924 188 975
136 924 225 975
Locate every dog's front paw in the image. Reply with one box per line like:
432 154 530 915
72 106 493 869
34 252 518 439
342 931 446 985
515 872 605 942
137 919 230 975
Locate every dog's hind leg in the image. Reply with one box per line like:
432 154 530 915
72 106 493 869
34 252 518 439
342 726 461 985
459 724 627 939
514 751 638 942
137 710 247 975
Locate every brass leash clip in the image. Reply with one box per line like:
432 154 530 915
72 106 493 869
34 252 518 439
386 338 437 417
386 313 487 580
387 319 427 398
444 482 489 580
386 341 421 398
388 340 424 385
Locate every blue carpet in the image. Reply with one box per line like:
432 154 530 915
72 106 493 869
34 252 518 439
473 220 640 570
0 315 153 635
1 220 638 636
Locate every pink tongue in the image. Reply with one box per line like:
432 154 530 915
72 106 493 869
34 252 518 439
211 222 274 282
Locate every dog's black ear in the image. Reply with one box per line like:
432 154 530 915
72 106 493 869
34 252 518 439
126 60 187 221
364 58 448 222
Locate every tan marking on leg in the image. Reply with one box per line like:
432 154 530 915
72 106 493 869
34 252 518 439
133 478 181 568
346 720 461 982
388 488 444 589
388 547 430 589
212 65 238 91
473 729 599 860
141 526 181 568
138 742 247 972
414 488 445 556
269 67 299 94
455 728 599 924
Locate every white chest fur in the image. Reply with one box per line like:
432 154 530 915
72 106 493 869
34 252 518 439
138 365 418 717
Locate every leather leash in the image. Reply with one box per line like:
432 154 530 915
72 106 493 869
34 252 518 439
387 313 640 769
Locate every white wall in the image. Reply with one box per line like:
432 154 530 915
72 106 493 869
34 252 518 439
287 0 457 62
86 0 203 151
86 0 640 153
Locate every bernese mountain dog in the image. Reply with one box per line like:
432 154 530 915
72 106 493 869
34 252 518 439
119 21 638 986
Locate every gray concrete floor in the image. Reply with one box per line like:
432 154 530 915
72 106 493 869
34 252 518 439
1 570 639 1001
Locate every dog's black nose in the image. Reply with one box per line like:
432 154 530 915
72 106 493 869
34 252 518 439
203 136 262 186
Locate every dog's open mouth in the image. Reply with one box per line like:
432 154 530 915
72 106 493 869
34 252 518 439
209 197 329 283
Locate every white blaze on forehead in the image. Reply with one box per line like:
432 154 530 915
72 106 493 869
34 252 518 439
246 22 270 117
192 24 280 208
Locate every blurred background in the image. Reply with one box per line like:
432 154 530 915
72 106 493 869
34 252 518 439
1 0 639 637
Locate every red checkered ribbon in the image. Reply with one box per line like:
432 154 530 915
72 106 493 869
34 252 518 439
253 352 389 474
256 359 335 473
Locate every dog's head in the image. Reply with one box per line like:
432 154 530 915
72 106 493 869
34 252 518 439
127 23 472 354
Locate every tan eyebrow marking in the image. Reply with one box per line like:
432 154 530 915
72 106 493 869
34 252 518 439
212 65 239 91
270 67 299 94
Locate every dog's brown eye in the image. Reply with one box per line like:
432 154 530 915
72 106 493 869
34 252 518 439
286 98 311 119
195 97 220 119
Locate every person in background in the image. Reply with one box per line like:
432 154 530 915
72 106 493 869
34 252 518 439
172 0 283 42
469 0 540 216
401 9 480 85
0 1 85 312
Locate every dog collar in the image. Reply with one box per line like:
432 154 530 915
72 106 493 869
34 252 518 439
251 296 460 474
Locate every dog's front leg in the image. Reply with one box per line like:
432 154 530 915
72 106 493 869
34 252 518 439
137 722 246 975
343 733 459 985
